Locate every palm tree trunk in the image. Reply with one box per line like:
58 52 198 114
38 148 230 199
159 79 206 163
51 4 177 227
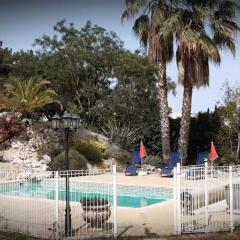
236 131 240 160
179 83 193 165
158 61 170 164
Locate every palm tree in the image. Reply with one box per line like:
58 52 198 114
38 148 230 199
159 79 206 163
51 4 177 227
122 0 174 163
161 0 239 164
3 76 57 117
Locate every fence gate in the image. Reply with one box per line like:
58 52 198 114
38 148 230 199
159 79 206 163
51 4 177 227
0 167 117 239
174 163 240 234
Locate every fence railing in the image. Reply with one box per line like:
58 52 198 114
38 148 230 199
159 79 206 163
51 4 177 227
174 163 240 234
0 167 117 239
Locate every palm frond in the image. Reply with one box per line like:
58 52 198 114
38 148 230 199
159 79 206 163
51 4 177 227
132 15 150 47
3 77 58 115
121 0 148 22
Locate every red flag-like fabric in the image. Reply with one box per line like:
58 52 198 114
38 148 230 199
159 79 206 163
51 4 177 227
209 142 218 161
140 141 147 159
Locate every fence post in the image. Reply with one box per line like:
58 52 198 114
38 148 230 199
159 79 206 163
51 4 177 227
173 167 177 235
55 171 59 239
176 163 181 235
112 165 117 238
205 161 208 227
229 166 233 232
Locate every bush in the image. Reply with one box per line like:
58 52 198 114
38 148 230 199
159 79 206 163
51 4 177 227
80 197 108 206
103 145 131 165
49 149 88 171
0 115 24 144
89 140 107 153
74 141 103 164
143 155 162 168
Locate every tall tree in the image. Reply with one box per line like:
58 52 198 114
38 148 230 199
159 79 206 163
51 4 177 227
122 0 174 163
34 20 123 125
0 44 12 110
161 0 239 163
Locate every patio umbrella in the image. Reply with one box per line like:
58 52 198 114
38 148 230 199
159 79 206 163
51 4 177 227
209 141 218 161
139 140 147 163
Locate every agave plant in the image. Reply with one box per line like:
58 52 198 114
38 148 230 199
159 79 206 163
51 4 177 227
102 120 139 150
3 76 57 117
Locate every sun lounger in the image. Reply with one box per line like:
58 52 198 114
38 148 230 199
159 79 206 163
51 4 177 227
125 151 141 176
125 165 137 176
160 152 180 177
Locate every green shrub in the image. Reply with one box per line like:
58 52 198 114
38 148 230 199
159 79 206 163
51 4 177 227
103 144 131 165
89 140 107 153
144 155 161 168
49 149 88 171
74 141 103 164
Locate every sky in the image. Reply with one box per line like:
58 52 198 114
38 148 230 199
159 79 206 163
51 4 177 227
0 0 240 114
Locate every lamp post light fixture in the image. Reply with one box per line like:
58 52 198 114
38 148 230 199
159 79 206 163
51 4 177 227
52 112 80 236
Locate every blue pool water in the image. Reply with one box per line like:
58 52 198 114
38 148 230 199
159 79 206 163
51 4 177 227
0 181 172 208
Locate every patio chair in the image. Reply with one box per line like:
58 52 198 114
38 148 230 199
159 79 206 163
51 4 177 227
197 151 208 165
185 152 208 180
125 150 141 176
160 152 180 177
125 165 138 176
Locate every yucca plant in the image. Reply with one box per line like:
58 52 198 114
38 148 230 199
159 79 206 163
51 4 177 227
4 76 57 117
102 120 139 150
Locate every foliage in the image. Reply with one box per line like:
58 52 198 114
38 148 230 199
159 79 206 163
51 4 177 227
34 20 124 125
80 197 108 206
101 121 139 150
143 155 162 168
49 149 87 171
215 83 240 165
122 0 175 163
3 76 57 117
0 115 24 144
169 109 221 165
103 145 131 166
89 140 107 153
188 110 221 164
95 52 175 155
3 22 176 157
161 0 239 156
74 141 103 164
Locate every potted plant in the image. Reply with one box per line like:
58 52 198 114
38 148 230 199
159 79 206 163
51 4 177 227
80 197 111 227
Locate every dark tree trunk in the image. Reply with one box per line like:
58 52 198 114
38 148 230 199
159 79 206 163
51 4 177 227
179 83 193 165
158 61 171 164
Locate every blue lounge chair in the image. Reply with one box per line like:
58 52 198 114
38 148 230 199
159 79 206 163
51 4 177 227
125 165 137 176
185 152 208 180
125 150 141 176
197 151 208 165
160 152 180 177
131 150 141 166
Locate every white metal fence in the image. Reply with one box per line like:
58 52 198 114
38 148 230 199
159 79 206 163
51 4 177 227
174 163 240 234
0 167 117 239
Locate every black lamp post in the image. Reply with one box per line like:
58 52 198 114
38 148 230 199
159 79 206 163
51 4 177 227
52 112 80 236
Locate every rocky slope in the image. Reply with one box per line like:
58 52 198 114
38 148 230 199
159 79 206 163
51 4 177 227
0 123 109 178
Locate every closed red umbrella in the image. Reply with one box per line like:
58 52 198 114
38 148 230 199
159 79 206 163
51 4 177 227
209 141 218 161
140 141 147 159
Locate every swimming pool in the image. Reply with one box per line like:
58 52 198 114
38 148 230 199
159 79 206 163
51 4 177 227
0 181 173 208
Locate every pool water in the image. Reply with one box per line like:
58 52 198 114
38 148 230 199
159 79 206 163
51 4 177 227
0 182 172 208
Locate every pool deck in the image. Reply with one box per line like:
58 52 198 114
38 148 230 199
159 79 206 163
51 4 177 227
74 172 174 188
